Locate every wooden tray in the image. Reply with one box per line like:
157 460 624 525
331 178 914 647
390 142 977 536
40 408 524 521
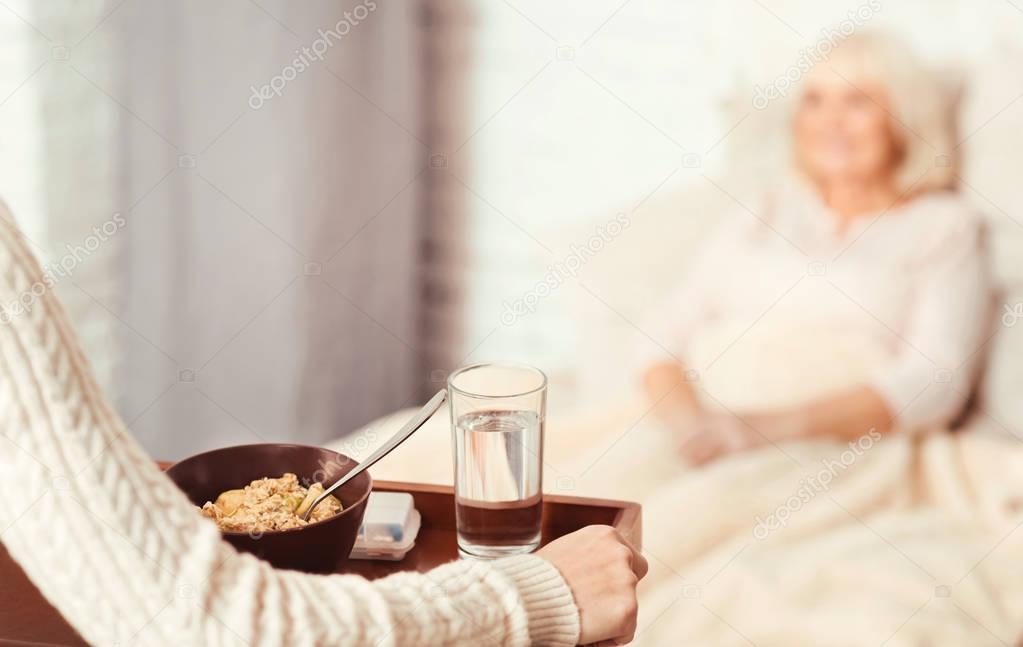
0 479 641 645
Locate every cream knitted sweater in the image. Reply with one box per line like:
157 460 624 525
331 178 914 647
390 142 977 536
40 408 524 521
0 218 580 647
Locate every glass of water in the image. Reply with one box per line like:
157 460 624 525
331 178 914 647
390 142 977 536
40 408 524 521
448 362 546 559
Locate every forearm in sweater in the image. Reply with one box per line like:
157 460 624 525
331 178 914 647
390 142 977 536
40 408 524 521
0 218 579 647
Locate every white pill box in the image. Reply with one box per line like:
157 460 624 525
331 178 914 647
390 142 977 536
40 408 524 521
349 492 421 561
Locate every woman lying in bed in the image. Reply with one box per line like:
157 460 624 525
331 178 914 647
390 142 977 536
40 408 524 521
641 32 992 466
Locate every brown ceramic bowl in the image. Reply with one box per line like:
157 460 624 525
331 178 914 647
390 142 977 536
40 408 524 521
166 443 372 573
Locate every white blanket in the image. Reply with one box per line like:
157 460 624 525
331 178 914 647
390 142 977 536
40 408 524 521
630 419 1023 646
623 319 1023 644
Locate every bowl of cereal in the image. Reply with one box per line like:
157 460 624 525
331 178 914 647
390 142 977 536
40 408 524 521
166 443 372 573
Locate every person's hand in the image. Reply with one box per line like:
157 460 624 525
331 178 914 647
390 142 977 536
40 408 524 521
675 411 771 465
536 525 647 645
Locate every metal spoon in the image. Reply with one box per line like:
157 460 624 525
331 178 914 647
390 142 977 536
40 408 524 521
301 389 447 521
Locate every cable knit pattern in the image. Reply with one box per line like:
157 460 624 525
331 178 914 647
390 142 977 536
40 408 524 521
0 216 580 647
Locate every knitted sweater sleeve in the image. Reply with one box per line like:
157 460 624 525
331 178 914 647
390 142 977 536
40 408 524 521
0 218 580 647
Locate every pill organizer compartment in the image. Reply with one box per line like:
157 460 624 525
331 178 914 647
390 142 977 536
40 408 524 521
349 492 422 561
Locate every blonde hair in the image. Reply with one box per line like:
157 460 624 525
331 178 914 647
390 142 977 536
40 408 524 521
796 31 959 197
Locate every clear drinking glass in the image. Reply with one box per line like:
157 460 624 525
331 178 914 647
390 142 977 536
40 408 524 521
448 362 546 559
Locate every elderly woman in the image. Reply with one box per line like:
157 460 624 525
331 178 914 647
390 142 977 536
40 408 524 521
642 32 991 465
